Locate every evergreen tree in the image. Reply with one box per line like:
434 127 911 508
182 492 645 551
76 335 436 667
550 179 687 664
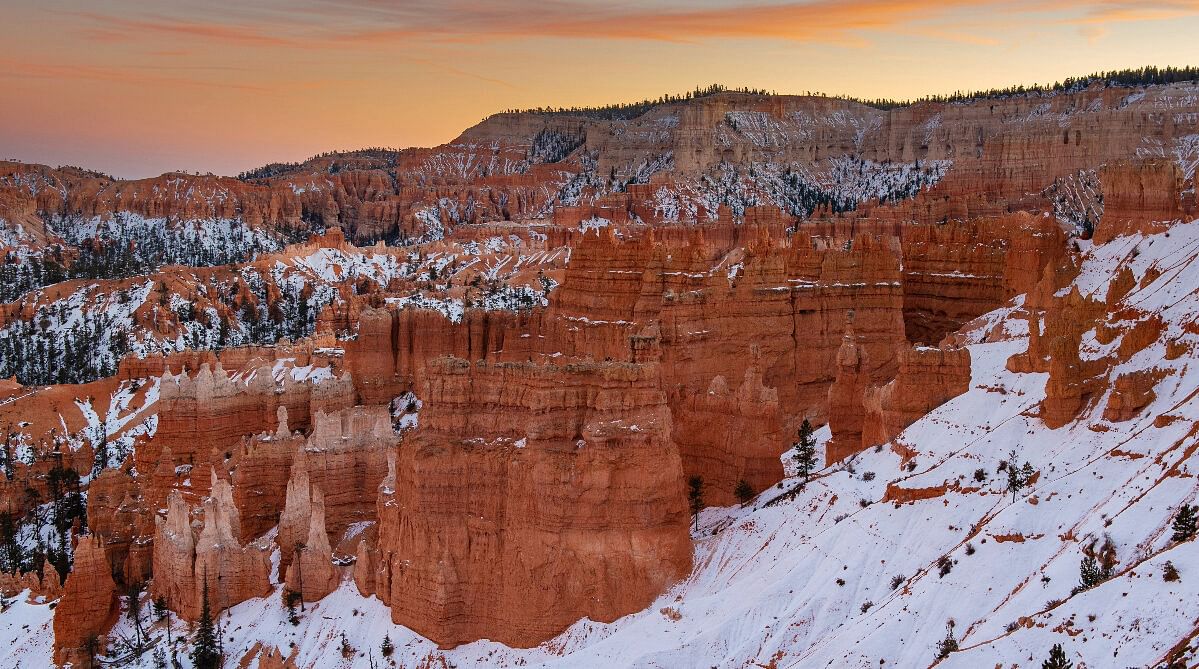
1004 451 1034 501
380 634 394 657
687 475 704 531
154 595 173 648
191 575 221 669
792 419 817 483
153 595 168 621
125 580 145 651
1172 504 1197 543
1078 555 1104 592
285 590 301 626
1042 643 1073 669
735 479 754 508
0 510 22 574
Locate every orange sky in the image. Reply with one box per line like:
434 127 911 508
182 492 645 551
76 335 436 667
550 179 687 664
2 0 1198 178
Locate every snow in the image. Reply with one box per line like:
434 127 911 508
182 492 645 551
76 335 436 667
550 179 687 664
10 206 1199 667
579 216 610 233
0 591 55 668
389 392 422 432
118 219 1197 668
291 247 404 287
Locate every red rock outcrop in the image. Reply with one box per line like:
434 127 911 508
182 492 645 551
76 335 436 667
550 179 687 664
1104 369 1165 422
53 535 118 668
343 224 908 504
282 487 340 602
862 345 972 447
899 213 1067 344
373 357 692 648
85 467 154 584
1093 159 1186 244
0 561 61 599
826 332 874 462
142 362 355 489
1040 308 1099 429
151 472 271 620
670 366 784 504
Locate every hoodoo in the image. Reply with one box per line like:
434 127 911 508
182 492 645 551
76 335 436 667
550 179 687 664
2 55 1199 668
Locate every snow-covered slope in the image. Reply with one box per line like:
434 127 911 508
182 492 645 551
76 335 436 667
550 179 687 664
10 222 1199 668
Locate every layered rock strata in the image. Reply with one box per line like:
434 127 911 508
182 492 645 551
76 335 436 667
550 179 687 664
373 357 692 648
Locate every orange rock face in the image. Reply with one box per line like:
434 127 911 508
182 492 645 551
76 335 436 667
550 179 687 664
373 357 692 648
1103 370 1164 422
15 82 1199 658
0 562 61 599
53 535 119 668
283 487 340 602
826 332 874 463
1093 159 1186 244
670 367 784 504
899 213 1066 344
144 362 355 484
862 345 972 448
828 339 971 461
150 472 272 620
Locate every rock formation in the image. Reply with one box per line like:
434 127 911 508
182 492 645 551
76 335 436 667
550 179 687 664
283 487 339 602
9 79 1199 661
671 366 784 505
373 357 692 648
53 535 118 668
151 472 271 620
826 331 874 462
142 362 355 486
862 344 972 447
1093 159 1185 243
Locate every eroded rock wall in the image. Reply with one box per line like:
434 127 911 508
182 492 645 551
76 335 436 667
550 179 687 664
374 358 692 648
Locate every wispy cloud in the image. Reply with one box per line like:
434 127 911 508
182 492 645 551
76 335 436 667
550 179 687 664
75 0 1197 49
76 11 310 48
1075 0 1199 23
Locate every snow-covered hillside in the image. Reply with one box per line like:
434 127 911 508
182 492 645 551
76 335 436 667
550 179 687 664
8 222 1199 668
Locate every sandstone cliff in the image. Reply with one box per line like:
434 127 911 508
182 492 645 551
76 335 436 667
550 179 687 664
373 357 692 648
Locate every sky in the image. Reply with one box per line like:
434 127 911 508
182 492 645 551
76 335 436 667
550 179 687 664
2 0 1198 178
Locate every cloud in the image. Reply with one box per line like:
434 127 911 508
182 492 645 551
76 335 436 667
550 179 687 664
64 0 1199 52
1075 0 1199 24
74 11 309 48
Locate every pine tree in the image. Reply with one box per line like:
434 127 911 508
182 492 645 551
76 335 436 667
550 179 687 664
0 510 23 574
687 475 704 531
126 580 145 650
191 575 221 669
1004 451 1034 502
735 479 754 508
285 589 301 625
153 595 168 621
154 595 173 648
1172 504 1197 543
793 419 817 483
380 633 394 657
1042 642 1073 669
1078 556 1102 591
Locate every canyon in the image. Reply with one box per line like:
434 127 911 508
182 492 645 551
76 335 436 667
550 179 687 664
0 77 1197 668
